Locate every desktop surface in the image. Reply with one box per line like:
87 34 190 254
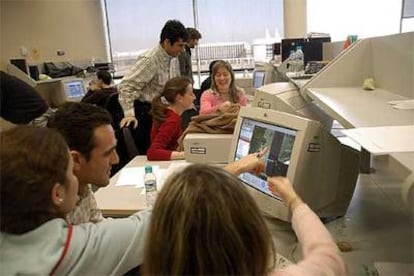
306 87 414 128
285 72 313 89
95 157 188 217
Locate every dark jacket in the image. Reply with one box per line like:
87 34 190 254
0 71 48 124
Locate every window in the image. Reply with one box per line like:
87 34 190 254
105 0 192 77
104 0 284 83
401 0 414 32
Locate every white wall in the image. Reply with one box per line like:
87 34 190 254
0 0 107 70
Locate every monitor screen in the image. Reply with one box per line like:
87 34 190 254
234 117 296 200
63 80 85 99
228 107 359 222
253 70 265 88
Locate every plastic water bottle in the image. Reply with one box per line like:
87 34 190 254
287 50 296 72
144 165 157 207
295 46 304 75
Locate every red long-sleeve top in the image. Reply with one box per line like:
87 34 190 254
147 109 182 161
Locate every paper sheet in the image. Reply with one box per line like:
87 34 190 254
388 99 414 110
374 262 413 275
115 166 165 188
342 125 414 154
157 162 191 191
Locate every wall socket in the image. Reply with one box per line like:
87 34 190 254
20 46 28 56
57 50 65 56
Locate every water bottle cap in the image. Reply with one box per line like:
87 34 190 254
145 165 153 173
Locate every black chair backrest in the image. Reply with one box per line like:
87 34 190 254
104 92 124 130
122 126 139 159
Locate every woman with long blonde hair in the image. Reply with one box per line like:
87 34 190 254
199 60 248 114
143 163 346 275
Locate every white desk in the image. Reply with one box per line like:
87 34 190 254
306 87 414 129
95 156 187 217
306 87 414 173
285 72 313 90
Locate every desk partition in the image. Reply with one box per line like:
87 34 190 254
302 32 414 175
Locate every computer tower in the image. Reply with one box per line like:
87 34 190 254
29 65 40 81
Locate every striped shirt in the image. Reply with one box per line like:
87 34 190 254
66 184 103 225
118 44 180 117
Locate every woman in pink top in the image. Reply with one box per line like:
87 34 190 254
142 150 346 275
199 60 248 114
268 177 347 275
147 76 196 161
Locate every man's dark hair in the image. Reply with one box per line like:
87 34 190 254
47 102 112 160
97 70 112 85
160 20 189 45
186 27 202 40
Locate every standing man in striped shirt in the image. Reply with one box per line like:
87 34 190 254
118 19 189 154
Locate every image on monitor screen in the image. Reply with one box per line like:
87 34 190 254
64 80 85 98
234 118 296 200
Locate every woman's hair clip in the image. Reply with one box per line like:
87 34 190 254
160 96 169 105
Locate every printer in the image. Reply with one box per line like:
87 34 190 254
183 133 233 164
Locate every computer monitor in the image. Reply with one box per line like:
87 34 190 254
273 42 281 56
62 79 85 101
252 62 278 88
252 70 266 88
228 107 359 222
281 38 305 62
282 37 331 66
303 37 331 66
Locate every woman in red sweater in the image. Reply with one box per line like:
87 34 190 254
147 76 196 161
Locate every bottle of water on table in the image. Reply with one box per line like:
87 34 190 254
144 165 157 207
295 46 304 76
287 49 296 72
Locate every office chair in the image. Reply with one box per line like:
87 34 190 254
122 126 139 160
104 92 124 130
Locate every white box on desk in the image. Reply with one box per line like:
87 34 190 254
183 133 233 164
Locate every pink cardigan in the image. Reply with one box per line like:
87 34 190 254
272 204 347 275
199 89 248 114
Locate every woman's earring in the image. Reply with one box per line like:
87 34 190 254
58 198 64 203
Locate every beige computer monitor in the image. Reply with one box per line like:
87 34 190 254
61 78 86 102
228 107 359 222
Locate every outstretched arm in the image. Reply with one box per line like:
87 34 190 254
268 177 346 276
224 147 267 176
